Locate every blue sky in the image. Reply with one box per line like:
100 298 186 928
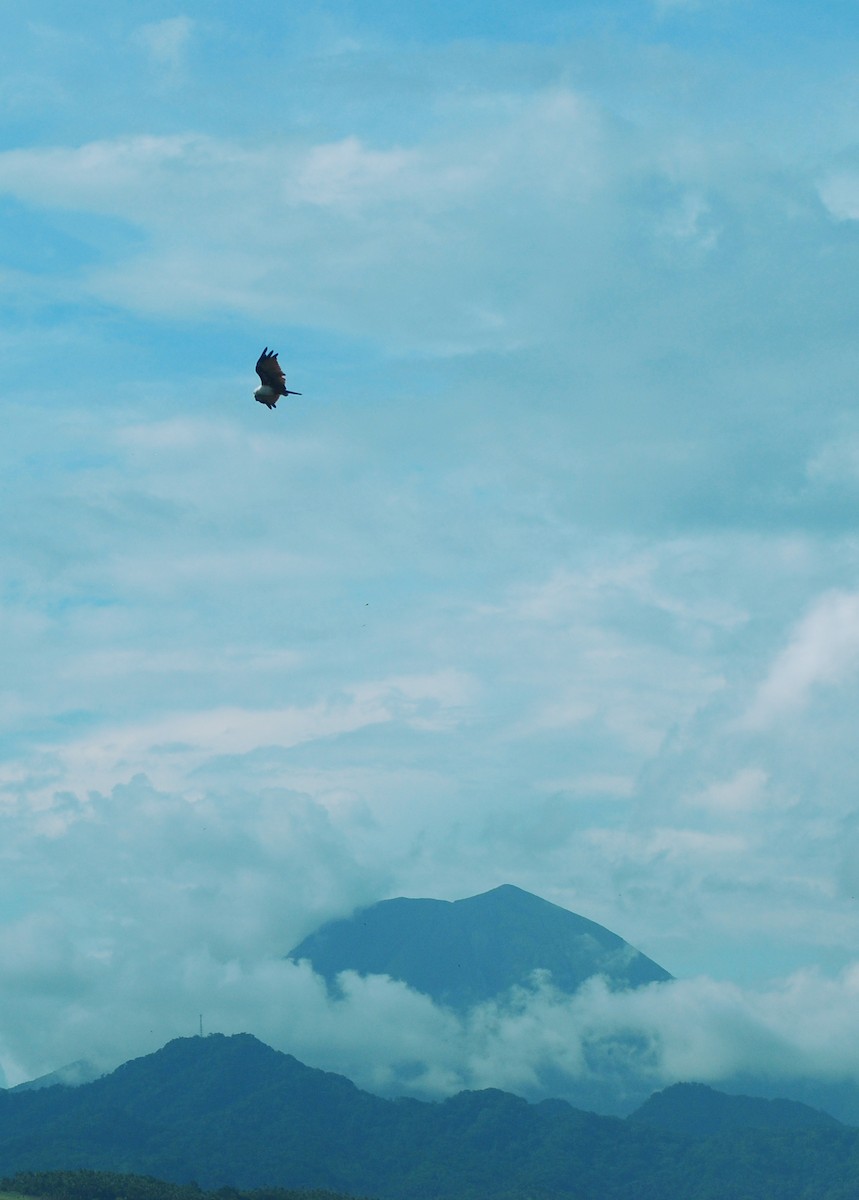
6 0 859 1104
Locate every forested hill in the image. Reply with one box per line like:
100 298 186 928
632 1081 842 1136
2 1034 859 1199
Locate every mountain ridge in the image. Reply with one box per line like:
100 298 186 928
1 1033 857 1199
631 1081 842 1136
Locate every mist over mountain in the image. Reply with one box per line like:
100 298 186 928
1 1034 858 1200
12 883 859 1126
10 1061 101 1093
282 884 859 1123
287 883 672 1010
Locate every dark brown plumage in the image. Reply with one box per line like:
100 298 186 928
254 347 302 409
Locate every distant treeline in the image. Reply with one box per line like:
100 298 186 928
1 1171 368 1200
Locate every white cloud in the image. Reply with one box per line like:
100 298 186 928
818 169 859 221
588 824 749 865
132 17 195 72
509 557 746 632
744 590 859 729
295 136 417 209
806 437 859 488
0 86 615 347
1 668 476 804
654 191 721 261
686 766 770 814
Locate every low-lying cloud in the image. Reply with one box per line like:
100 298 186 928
1 770 859 1117
7 921 859 1121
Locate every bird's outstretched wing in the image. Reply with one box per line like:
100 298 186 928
255 347 287 396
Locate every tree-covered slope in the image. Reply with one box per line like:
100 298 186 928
2 1035 859 1199
632 1081 842 1136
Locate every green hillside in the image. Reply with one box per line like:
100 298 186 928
632 1082 842 1136
2 1035 859 1199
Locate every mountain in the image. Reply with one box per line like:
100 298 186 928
2 1034 859 1199
0 1034 382 1194
11 1060 101 1092
286 885 859 1123
632 1081 842 1136
287 883 672 1009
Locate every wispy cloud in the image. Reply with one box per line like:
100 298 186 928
131 17 195 74
744 591 859 729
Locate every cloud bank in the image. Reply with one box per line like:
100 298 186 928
2 771 859 1121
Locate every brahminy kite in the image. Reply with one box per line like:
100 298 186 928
254 348 302 410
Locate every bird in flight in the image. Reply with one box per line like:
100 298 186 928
254 347 302 410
